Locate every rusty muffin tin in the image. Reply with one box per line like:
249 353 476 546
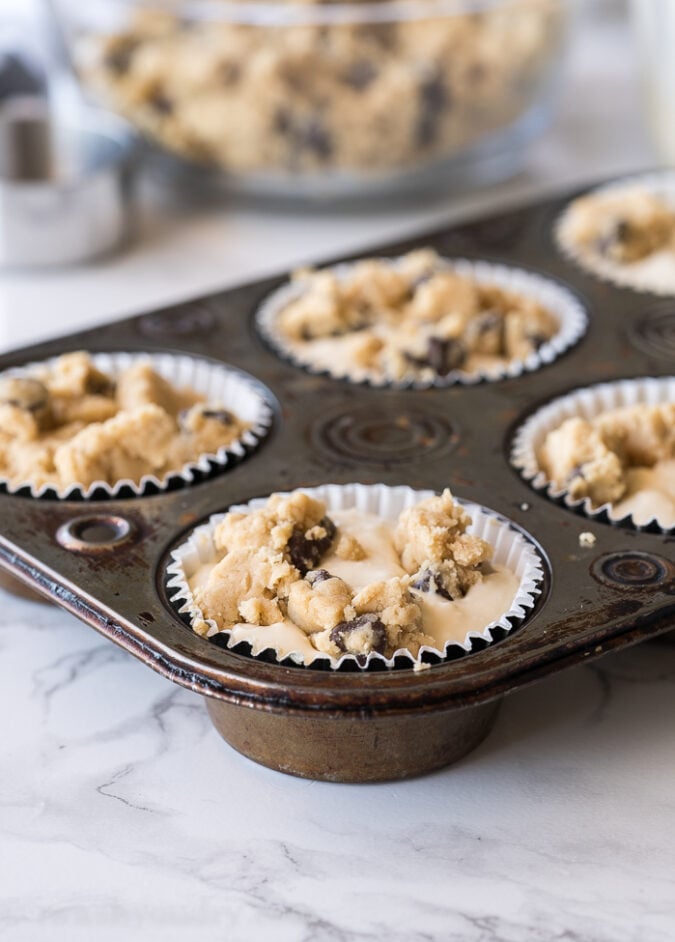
1 181 674 783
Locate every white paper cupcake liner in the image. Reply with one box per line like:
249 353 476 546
256 256 587 389
0 351 274 500
556 171 675 295
166 483 545 672
511 376 675 533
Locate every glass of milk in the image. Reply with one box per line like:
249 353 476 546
631 0 675 163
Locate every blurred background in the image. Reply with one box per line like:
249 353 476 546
0 0 662 350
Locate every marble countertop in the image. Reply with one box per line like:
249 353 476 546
2 5 675 941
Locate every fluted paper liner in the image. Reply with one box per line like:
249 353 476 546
556 171 675 295
511 376 675 532
256 256 587 389
0 351 274 500
166 483 545 671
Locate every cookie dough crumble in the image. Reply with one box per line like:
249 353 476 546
272 249 560 383
558 184 675 293
0 352 250 491
563 189 675 265
539 402 675 527
188 488 521 663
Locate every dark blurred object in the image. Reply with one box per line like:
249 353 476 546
0 51 50 180
0 51 45 102
0 96 51 181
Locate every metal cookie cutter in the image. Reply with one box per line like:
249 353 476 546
0 95 136 268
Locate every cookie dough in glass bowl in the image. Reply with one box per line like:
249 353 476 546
54 0 568 199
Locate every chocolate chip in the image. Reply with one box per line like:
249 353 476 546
274 108 292 136
330 614 386 654
85 374 116 397
426 337 466 375
411 568 454 601
104 38 139 76
287 516 336 575
416 73 449 147
149 92 173 115
355 23 397 49
0 377 48 413
475 311 503 335
596 219 631 258
306 569 332 585
344 60 377 91
298 118 333 160
220 62 241 86
275 110 333 162
403 271 435 302
202 409 235 426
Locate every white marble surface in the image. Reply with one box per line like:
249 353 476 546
2 4 675 941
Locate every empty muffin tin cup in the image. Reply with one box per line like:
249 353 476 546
0 351 274 500
511 376 675 532
555 170 675 295
166 483 545 672
0 97 135 268
256 256 587 388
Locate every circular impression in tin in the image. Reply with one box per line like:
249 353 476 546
628 306 675 362
309 405 459 467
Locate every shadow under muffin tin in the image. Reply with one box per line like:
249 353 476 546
0 177 672 782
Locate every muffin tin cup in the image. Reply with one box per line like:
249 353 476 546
555 170 675 295
0 350 274 500
255 256 588 389
511 376 675 533
166 483 545 671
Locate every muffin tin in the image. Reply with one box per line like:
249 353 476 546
1 180 673 783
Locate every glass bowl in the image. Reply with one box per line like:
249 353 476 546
54 0 569 200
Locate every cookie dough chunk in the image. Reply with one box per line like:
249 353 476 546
46 351 116 399
116 360 193 417
594 403 675 467
394 489 492 599
198 494 339 632
273 250 560 383
311 576 431 659
53 404 175 487
286 571 354 634
539 416 626 505
213 490 334 568
0 377 51 441
171 405 248 464
196 546 296 627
